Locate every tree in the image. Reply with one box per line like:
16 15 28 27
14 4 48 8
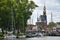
0 0 38 35
48 22 56 29
0 0 12 34
56 22 60 25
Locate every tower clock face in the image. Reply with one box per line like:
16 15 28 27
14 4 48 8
43 9 46 15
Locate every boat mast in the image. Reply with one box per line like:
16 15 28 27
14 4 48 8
51 12 53 22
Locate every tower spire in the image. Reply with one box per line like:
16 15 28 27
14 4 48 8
43 4 46 15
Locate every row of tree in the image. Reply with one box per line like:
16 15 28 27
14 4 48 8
0 0 38 34
48 22 60 29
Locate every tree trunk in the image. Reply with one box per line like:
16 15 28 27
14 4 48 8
16 28 20 38
2 28 4 35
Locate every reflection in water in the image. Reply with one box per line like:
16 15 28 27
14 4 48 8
2 36 60 40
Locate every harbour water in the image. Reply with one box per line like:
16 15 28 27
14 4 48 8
2 36 60 40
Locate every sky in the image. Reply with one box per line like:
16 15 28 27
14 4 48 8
27 0 60 25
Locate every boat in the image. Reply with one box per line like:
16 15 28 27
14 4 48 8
26 32 43 38
18 35 26 38
4 34 16 39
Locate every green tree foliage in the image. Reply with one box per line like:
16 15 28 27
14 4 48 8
48 22 56 29
0 0 12 34
56 22 60 25
0 0 38 34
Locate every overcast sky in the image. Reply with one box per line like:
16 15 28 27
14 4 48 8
28 0 60 25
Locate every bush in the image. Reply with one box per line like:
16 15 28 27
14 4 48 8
0 32 4 38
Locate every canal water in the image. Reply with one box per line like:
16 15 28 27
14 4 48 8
2 36 60 40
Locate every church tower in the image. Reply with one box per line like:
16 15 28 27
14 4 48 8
41 5 47 22
43 5 47 32
40 5 47 32
36 5 48 32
